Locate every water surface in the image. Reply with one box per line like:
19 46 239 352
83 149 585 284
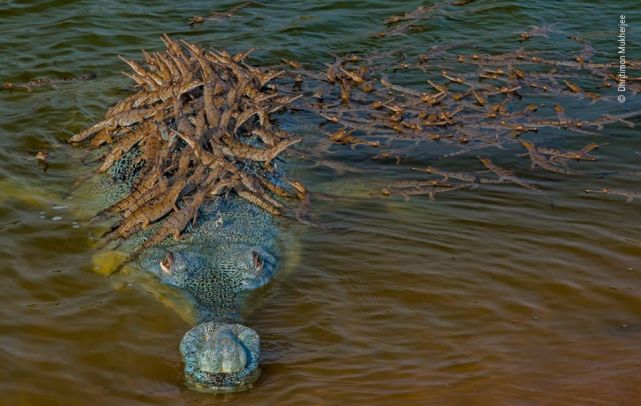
1 1 640 404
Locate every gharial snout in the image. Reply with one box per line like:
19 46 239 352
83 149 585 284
179 322 260 392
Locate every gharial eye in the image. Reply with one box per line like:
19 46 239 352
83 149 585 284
160 252 175 274
252 251 263 272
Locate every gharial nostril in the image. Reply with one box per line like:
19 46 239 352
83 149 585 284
180 322 261 391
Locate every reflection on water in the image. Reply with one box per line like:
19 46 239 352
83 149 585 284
1 0 640 404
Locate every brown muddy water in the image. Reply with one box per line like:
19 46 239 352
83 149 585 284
1 0 641 405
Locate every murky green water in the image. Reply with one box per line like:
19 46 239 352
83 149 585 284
1 1 641 404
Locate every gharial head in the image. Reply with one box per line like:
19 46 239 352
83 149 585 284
179 322 260 392
139 241 277 392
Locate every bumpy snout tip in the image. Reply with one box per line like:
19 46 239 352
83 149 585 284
179 322 260 392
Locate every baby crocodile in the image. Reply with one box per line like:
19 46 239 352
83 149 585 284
412 166 500 185
523 142 603 163
1 73 96 90
585 188 641 203
477 156 540 191
519 139 577 175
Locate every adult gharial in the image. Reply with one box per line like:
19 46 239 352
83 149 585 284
70 35 306 392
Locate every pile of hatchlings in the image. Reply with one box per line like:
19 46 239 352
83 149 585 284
70 35 306 250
